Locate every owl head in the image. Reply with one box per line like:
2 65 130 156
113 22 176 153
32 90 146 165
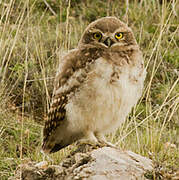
78 17 137 50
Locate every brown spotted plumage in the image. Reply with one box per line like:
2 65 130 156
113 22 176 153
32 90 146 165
42 17 146 153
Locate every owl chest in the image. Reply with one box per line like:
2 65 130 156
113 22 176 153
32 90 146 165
85 58 142 104
73 58 143 132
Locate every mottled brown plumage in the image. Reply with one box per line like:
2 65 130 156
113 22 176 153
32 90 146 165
42 17 146 153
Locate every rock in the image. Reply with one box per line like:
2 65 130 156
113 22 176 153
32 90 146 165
9 147 153 180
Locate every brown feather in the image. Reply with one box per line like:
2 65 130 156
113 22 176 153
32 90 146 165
42 47 104 152
42 17 146 153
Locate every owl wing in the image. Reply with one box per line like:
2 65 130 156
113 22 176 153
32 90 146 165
42 49 80 152
42 47 101 153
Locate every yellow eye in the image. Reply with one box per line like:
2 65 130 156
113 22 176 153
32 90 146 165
115 32 123 40
93 32 102 40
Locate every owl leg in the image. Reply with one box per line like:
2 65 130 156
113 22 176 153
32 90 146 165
95 132 116 148
76 131 100 151
78 131 98 145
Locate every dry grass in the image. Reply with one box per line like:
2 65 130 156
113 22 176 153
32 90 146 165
0 0 178 179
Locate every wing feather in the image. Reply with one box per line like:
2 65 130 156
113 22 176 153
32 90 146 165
42 50 79 144
42 47 102 152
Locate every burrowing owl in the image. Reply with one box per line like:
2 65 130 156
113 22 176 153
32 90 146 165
42 17 146 153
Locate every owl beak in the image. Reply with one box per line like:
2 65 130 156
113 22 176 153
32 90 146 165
103 37 114 47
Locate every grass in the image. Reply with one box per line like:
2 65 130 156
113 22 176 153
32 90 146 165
0 0 178 179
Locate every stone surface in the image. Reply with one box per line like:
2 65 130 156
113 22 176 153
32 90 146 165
9 147 153 180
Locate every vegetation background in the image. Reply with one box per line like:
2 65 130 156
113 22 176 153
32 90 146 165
0 0 178 179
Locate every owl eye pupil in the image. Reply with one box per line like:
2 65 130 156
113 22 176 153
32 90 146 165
115 32 123 40
93 32 102 40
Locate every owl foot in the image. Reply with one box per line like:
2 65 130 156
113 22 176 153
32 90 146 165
95 133 118 149
77 143 100 153
76 138 101 152
100 141 117 148
75 131 101 152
